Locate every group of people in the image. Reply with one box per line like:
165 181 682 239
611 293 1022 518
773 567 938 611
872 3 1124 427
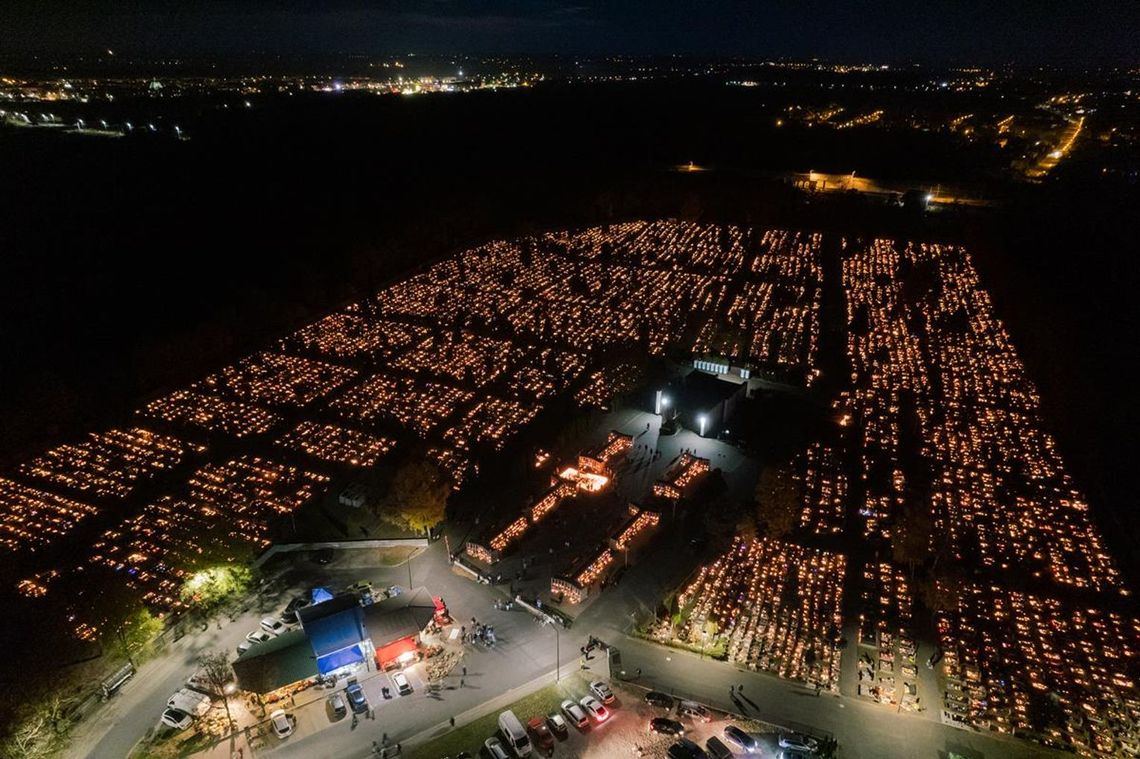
462 618 496 646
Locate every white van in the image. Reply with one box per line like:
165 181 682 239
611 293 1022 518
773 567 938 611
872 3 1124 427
497 709 532 757
167 688 211 717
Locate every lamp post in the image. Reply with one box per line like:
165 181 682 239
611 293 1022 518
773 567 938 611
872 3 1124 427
698 414 707 437
547 620 561 682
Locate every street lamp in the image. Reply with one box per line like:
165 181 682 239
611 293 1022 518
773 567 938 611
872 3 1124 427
698 414 707 437
546 619 561 682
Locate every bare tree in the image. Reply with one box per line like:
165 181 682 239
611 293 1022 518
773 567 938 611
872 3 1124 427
198 651 236 729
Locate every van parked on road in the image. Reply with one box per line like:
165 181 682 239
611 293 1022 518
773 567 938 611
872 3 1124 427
498 709 532 756
166 688 211 717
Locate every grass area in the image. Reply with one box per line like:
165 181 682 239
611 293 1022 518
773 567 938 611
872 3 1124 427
407 679 583 759
631 629 728 660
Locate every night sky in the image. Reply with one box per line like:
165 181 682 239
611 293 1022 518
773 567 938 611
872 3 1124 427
2 0 1137 66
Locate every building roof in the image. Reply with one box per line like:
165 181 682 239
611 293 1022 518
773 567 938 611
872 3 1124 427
298 593 367 658
681 370 745 411
232 629 317 694
363 586 436 646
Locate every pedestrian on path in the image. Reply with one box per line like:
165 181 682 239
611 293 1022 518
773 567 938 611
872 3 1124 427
460 678 465 688
450 716 456 728
462 665 467 676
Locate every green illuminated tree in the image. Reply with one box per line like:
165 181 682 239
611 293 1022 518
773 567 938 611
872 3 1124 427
178 565 252 614
381 459 450 535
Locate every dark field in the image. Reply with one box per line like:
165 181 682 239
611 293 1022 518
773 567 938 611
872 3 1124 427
1 78 1138 581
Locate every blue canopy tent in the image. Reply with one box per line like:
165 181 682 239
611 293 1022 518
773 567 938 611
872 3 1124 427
311 586 335 605
298 594 368 675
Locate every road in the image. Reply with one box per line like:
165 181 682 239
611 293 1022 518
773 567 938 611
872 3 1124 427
68 533 592 759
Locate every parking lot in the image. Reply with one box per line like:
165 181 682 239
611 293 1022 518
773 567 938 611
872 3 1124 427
408 673 798 759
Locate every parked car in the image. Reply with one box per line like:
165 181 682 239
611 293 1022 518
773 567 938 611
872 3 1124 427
579 695 609 722
667 738 709 759
269 709 294 738
346 580 373 595
724 725 759 753
483 737 510 759
166 688 211 717
527 716 555 752
560 699 588 729
283 595 310 619
589 680 615 704
546 712 569 739
779 733 819 752
260 617 288 636
393 671 413 696
645 691 675 709
246 629 272 645
186 670 232 697
311 547 334 564
327 692 347 719
778 752 811 759
236 641 253 656
677 700 712 722
705 736 733 759
345 681 368 714
649 717 685 737
160 708 193 731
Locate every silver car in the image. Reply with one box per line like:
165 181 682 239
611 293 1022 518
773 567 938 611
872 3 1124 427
779 733 818 752
560 698 588 728
484 736 510 759
160 708 192 731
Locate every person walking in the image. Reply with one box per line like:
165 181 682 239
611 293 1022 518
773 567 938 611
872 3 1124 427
450 716 456 728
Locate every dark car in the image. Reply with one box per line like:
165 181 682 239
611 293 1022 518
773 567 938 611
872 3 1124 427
283 596 310 621
344 681 368 714
705 736 733 759
528 716 555 753
649 717 686 737
667 738 709 759
645 691 675 709
310 548 334 565
724 725 759 753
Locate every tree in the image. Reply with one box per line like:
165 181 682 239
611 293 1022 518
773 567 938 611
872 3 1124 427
199 650 236 729
892 501 933 577
0 694 73 759
111 608 164 665
754 462 801 540
179 565 252 614
381 459 450 535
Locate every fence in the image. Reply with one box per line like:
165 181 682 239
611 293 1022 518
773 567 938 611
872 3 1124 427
253 537 429 567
